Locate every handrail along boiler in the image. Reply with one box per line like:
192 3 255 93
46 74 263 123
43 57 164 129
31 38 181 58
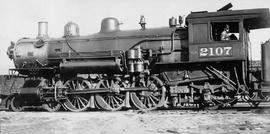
3 4 270 111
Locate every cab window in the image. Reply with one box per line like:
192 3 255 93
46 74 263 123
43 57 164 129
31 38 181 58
211 22 239 41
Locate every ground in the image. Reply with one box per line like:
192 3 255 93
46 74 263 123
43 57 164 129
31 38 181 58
1 109 270 134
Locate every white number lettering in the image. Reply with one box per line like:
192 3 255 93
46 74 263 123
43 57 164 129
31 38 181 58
200 48 208 56
199 46 232 57
224 47 232 55
209 48 214 56
215 47 223 55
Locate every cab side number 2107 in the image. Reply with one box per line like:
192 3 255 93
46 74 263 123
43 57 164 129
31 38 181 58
199 46 233 57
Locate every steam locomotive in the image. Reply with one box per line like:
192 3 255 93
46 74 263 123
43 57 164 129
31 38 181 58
3 4 270 112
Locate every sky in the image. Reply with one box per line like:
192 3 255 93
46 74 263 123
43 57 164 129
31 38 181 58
0 0 269 74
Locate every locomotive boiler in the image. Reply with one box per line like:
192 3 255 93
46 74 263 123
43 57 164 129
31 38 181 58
3 4 270 112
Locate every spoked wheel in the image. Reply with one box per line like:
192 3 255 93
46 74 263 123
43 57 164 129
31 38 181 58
40 79 62 112
264 96 270 101
63 77 92 112
247 92 261 107
10 96 24 112
239 90 261 107
201 91 238 110
130 75 166 110
95 77 126 111
260 91 270 101
42 101 61 112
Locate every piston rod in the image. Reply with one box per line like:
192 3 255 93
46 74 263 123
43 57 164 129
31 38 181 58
65 87 150 95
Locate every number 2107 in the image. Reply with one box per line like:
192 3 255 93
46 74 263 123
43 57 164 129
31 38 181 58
199 46 232 57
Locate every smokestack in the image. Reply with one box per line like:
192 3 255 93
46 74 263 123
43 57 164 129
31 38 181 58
37 21 49 39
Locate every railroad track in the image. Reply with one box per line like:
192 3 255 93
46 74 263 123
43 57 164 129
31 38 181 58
149 108 270 115
133 102 270 115
1 100 270 113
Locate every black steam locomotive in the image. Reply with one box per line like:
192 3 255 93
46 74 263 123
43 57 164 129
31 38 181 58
3 4 270 112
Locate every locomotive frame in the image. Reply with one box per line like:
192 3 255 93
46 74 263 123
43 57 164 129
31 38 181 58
2 4 270 112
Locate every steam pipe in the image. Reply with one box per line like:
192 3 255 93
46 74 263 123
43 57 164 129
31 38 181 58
171 31 175 52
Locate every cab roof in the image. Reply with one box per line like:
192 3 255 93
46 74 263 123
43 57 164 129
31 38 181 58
186 8 270 30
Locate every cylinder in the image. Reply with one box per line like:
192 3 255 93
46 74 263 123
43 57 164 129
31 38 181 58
17 87 42 101
135 48 142 59
37 22 48 38
19 87 40 95
128 61 134 73
127 50 136 59
134 61 144 72
262 40 270 85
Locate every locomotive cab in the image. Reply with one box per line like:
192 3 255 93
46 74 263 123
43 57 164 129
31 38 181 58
187 8 270 62
186 8 270 92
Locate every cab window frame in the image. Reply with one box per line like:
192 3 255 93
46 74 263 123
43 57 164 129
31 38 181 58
209 20 242 42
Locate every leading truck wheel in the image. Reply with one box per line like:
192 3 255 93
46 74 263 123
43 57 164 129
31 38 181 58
40 79 62 112
10 96 24 112
42 101 61 112
63 77 92 112
130 76 166 111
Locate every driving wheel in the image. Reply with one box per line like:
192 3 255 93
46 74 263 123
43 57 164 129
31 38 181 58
63 77 92 112
130 75 166 110
95 77 126 111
